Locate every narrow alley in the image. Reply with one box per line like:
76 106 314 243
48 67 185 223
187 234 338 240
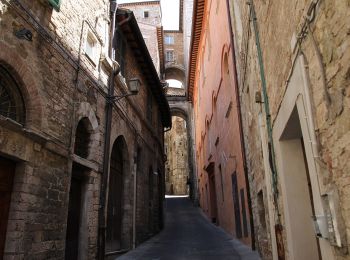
0 0 349 259
118 197 259 260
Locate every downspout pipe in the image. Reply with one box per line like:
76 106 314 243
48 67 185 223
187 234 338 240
248 0 280 217
225 0 255 250
98 1 118 259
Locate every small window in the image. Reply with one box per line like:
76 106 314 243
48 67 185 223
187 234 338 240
85 31 98 65
165 35 174 45
144 11 149 18
165 50 174 62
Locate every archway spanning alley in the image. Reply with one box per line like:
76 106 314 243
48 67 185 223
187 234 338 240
164 116 189 196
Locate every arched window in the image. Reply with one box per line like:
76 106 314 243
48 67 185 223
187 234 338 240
0 65 25 124
74 118 92 158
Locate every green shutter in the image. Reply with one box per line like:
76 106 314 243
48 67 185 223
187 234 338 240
48 0 61 11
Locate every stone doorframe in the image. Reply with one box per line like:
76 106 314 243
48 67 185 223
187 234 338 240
272 55 333 260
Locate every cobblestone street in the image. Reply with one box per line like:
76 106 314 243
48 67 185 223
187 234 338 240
118 197 260 260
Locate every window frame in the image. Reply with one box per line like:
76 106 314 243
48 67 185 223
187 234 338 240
165 35 174 45
165 50 175 62
85 30 99 66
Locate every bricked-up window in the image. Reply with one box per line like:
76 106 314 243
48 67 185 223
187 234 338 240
165 36 174 45
0 65 25 124
165 50 175 62
144 10 149 18
115 29 126 76
74 118 92 159
257 190 267 232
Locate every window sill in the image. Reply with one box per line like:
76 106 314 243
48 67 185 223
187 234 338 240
84 53 98 68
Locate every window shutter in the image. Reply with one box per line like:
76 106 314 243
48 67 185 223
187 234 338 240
48 0 61 11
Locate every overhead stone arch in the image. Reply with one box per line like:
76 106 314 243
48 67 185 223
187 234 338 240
164 65 186 88
170 107 188 120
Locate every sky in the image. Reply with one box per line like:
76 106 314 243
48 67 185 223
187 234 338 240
117 0 180 30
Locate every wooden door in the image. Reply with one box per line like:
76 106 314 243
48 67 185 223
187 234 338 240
231 172 242 238
106 143 123 252
208 173 218 223
0 157 15 259
65 176 82 260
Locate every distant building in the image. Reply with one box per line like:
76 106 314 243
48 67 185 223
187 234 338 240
165 116 189 195
119 1 164 76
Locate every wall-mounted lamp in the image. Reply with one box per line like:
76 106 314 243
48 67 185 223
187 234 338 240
15 28 33 41
108 78 141 102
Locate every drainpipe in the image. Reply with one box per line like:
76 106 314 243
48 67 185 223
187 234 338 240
132 148 138 249
98 1 118 259
225 0 255 250
247 0 281 218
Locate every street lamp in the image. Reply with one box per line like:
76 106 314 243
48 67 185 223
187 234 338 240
108 78 141 102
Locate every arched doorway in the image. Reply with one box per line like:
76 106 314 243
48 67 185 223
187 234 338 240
0 64 26 258
65 117 93 260
106 136 127 252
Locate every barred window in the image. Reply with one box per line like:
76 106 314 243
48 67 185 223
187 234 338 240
0 65 25 124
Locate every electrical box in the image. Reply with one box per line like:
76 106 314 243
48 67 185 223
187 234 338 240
312 215 329 239
320 191 346 248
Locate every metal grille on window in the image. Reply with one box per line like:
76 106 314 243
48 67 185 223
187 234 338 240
0 65 25 125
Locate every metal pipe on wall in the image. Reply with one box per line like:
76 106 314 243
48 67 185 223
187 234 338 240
225 0 255 249
97 1 118 259
247 0 281 217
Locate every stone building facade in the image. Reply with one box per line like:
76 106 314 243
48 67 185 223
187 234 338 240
0 1 170 259
118 1 163 76
164 116 189 195
188 0 253 246
226 0 350 259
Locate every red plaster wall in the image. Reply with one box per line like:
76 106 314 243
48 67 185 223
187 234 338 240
193 0 252 246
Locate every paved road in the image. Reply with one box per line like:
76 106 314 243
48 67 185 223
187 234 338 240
117 197 260 260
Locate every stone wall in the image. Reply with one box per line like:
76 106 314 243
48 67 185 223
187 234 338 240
0 0 166 259
228 0 350 259
165 116 189 195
